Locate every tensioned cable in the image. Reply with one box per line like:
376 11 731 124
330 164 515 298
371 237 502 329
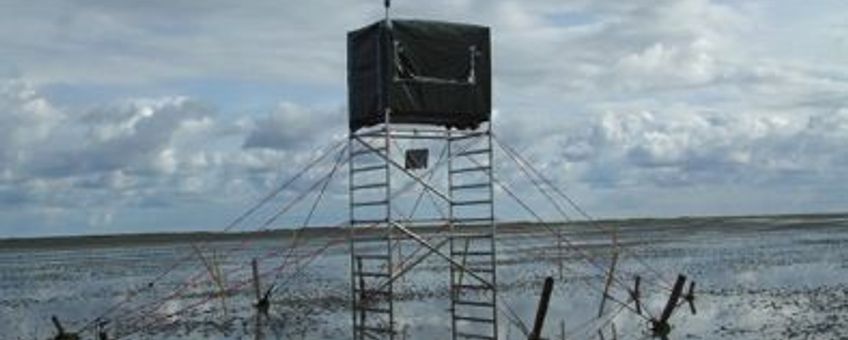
480 182 655 333
107 144 350 332
491 136 713 339
457 149 654 323
119 217 389 340
375 134 635 335
494 135 671 286
78 138 347 333
352 134 536 336
494 143 672 304
116 189 357 339
493 135 674 290
123 137 465 337
262 145 349 288
351 133 655 336
491 139 659 316
274 144 348 275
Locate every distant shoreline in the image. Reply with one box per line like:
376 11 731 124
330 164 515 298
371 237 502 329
1 212 845 251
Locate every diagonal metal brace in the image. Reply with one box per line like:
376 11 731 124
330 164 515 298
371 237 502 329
352 135 452 203
374 237 450 293
390 222 494 289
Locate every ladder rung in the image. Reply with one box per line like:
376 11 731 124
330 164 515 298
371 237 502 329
352 164 386 173
455 315 495 323
354 305 391 313
351 218 387 225
452 251 493 256
451 183 489 190
452 199 492 206
452 217 493 223
351 147 386 157
456 332 495 340
356 271 391 278
356 325 395 334
450 166 489 174
451 233 493 239
352 235 391 242
455 148 491 157
462 267 495 273
356 254 390 260
352 200 388 207
454 284 492 290
454 300 495 307
352 182 388 190
355 289 392 296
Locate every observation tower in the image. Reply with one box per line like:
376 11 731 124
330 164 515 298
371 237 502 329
347 14 498 340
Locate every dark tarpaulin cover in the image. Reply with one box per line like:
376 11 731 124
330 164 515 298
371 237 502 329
347 19 491 131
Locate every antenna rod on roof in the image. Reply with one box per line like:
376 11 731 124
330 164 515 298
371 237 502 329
384 0 391 22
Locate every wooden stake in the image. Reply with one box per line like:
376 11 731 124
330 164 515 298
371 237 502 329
192 245 229 318
651 274 687 339
560 319 566 340
252 258 270 316
660 275 686 323
51 316 65 335
557 226 564 281
96 319 109 340
598 250 619 317
528 277 555 340
252 258 262 302
684 281 697 315
50 315 80 340
631 275 642 315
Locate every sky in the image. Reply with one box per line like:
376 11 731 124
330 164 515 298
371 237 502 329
0 0 846 238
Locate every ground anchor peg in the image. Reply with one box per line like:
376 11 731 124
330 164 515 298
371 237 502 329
649 274 689 340
50 315 80 340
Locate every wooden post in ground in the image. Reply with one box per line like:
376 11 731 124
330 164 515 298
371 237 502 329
559 319 565 340
96 319 109 340
631 275 642 315
557 227 564 280
252 258 262 303
528 277 555 340
598 250 619 318
252 258 269 340
252 257 270 315
660 275 687 323
651 274 687 340
51 315 80 340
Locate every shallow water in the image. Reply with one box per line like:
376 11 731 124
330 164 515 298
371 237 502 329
2 214 847 339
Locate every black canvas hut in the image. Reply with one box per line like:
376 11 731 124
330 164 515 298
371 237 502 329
347 19 492 131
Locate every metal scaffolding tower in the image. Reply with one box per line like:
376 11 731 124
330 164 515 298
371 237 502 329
348 121 497 340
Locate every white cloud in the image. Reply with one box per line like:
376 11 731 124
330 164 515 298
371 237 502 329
546 106 848 190
0 74 362 236
242 102 342 151
0 79 64 168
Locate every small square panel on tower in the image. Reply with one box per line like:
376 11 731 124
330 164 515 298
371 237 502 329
404 148 429 170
